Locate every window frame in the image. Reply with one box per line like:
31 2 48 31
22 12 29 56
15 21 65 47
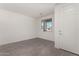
41 18 52 32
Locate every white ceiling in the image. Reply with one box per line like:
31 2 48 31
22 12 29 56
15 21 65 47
0 3 56 19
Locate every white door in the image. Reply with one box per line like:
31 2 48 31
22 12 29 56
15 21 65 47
55 4 77 53
55 5 64 48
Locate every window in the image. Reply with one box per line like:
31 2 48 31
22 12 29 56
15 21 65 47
41 18 52 32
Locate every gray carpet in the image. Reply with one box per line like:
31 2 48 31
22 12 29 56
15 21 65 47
0 38 77 56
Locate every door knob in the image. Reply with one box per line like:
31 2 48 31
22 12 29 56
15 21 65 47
58 30 62 35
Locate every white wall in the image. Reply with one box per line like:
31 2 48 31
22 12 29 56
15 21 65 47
73 4 79 54
37 15 54 41
54 4 79 54
0 8 54 46
0 9 36 45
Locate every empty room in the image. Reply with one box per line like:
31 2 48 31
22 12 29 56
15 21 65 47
0 3 79 56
